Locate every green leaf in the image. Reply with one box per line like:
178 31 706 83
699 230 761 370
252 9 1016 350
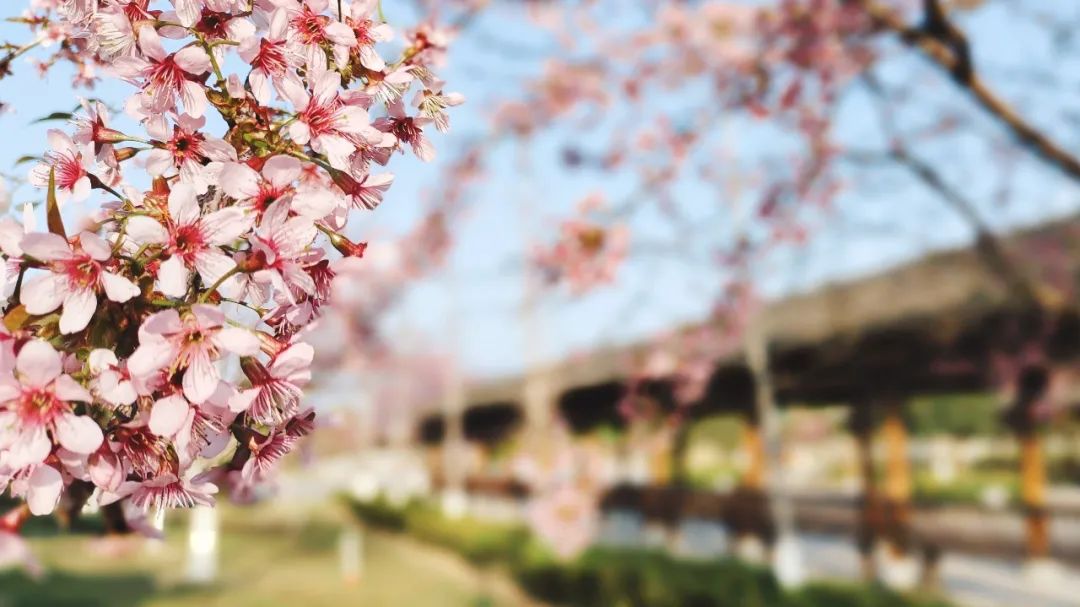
32 111 73 124
46 168 66 239
13 154 40 166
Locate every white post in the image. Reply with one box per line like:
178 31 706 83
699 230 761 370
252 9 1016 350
339 525 364 585
185 506 219 583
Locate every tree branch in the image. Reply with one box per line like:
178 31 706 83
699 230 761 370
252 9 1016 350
853 0 1080 181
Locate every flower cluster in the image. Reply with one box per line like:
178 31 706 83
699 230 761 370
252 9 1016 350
532 194 629 295
0 0 459 529
513 426 608 560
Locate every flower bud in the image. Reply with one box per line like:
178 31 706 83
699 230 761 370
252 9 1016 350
328 231 368 258
113 147 140 161
234 250 268 273
95 127 129 144
151 177 170 197
256 332 287 357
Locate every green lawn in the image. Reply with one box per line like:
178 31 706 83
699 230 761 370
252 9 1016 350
0 503 526 607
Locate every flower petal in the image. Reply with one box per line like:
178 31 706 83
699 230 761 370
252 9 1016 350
263 155 301 188
168 183 200 227
20 232 71 262
79 232 111 261
156 255 191 298
149 395 190 437
215 327 261 357
174 46 211 75
125 216 169 245
127 339 176 379
16 340 62 388
182 350 219 404
88 450 123 492
201 207 253 245
53 374 93 403
219 163 261 201
20 274 67 316
58 288 97 334
26 465 63 516
55 413 104 454
102 272 141 303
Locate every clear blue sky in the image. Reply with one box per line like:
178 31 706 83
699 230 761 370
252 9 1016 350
1 2 1078 383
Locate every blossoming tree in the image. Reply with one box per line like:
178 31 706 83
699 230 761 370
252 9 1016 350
430 0 1080 407
0 0 459 565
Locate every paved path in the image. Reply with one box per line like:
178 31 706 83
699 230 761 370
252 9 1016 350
798 532 1080 607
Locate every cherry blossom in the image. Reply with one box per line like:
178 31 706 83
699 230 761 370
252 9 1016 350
128 305 260 403
230 341 313 425
280 67 383 170
219 155 302 215
127 183 252 298
19 231 140 334
144 114 236 193
0 0 458 550
29 130 93 205
237 8 296 105
0 340 102 471
114 25 212 118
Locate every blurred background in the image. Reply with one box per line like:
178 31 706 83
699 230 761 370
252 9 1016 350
3 1 1080 606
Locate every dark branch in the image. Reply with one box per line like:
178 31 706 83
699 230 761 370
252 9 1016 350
854 0 1080 182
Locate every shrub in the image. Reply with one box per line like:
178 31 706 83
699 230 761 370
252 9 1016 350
346 497 953 607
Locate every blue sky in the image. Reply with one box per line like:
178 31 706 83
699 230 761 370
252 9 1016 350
1 2 1078 384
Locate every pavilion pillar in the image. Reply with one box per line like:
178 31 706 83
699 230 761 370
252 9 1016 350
1004 366 1053 572
441 363 468 519
739 413 766 490
1020 433 1049 558
877 398 918 590
729 407 771 565
881 401 912 550
520 370 561 485
523 370 556 441
743 314 801 586
847 404 880 582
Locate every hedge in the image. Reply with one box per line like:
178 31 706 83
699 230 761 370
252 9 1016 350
345 497 951 607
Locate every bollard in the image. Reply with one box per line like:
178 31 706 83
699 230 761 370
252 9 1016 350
339 526 364 585
185 506 219 584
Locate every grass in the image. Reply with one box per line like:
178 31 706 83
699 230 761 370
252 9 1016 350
0 503 521 607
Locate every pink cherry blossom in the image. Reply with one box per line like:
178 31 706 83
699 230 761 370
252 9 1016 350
144 114 237 193
88 349 138 407
128 305 260 403
114 25 212 118
0 0 458 532
283 0 357 66
238 8 297 104
347 0 394 71
0 340 102 470
250 200 318 300
219 155 301 214
11 465 65 517
19 231 140 334
230 341 313 424
128 473 217 509
374 99 435 162
126 183 252 298
29 130 93 205
280 69 383 170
